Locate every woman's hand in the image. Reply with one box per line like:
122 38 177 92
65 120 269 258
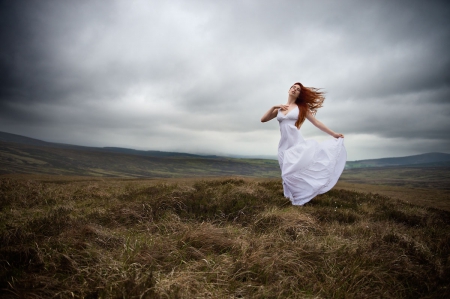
332 133 344 138
261 104 289 122
275 104 289 111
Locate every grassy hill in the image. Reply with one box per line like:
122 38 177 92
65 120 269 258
0 140 280 178
346 152 450 169
340 166 450 190
1 176 449 298
2 131 450 179
0 131 217 157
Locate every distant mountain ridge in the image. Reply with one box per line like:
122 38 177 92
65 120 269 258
0 132 450 170
346 152 450 169
0 131 280 177
0 131 55 147
0 131 213 158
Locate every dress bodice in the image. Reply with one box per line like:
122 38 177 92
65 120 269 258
277 106 304 151
276 105 298 124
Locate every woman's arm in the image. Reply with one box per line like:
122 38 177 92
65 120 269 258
305 110 344 138
261 104 289 122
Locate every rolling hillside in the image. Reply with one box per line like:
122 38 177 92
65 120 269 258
0 131 280 177
0 131 215 158
1 131 450 177
346 152 450 168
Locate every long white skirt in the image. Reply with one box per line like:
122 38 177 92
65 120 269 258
278 135 347 206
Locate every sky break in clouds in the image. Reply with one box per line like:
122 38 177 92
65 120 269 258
1 0 449 160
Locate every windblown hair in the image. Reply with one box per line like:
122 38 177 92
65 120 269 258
294 82 325 128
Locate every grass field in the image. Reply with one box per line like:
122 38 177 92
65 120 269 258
340 167 450 190
1 175 449 298
338 167 450 212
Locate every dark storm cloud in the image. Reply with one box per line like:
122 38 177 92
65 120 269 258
0 0 449 159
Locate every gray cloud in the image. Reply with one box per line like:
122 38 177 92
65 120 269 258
1 0 449 160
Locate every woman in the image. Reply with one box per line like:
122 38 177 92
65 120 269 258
261 82 346 205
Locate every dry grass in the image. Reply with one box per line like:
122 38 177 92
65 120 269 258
1 176 449 298
336 181 450 212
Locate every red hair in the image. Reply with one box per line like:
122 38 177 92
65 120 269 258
293 82 325 128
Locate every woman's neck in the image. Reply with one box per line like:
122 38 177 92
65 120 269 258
287 95 297 105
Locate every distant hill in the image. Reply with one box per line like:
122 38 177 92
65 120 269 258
1 131 450 177
0 131 212 158
0 131 280 177
101 147 220 158
0 131 55 147
345 152 450 169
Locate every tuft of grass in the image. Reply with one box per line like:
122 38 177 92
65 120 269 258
0 176 449 298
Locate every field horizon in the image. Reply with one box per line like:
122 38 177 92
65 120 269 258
2 130 450 177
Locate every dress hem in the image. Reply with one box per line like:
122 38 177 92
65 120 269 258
281 138 346 206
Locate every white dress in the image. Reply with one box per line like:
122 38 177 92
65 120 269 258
277 106 347 205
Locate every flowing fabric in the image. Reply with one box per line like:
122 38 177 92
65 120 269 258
277 106 347 205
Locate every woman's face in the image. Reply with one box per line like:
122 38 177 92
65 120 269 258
289 84 301 97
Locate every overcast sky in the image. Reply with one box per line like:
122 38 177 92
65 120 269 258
1 0 449 160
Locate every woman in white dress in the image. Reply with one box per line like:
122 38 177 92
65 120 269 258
261 82 347 205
